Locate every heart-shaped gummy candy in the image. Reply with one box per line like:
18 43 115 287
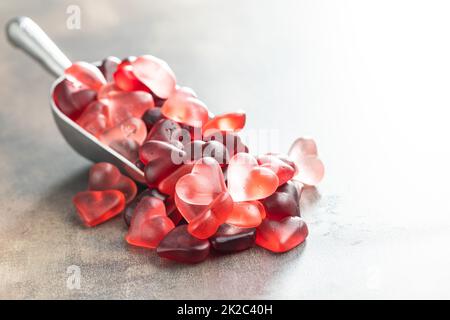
210 224 256 253
88 162 137 204
288 137 324 186
126 197 175 249
257 154 296 186
225 201 266 228
227 153 279 202
53 79 97 120
73 190 125 227
256 216 308 253
157 225 210 263
65 61 106 91
99 117 147 146
202 110 246 133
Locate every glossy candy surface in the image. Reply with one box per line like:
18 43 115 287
225 201 265 228
99 117 147 146
210 224 256 253
53 79 97 120
65 61 106 91
73 190 125 227
76 101 109 137
126 197 175 249
288 137 324 186
157 225 210 263
202 111 246 133
256 216 308 253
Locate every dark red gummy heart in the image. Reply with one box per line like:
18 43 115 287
124 188 167 226
146 118 186 147
255 216 308 253
210 224 256 253
99 56 121 82
125 197 175 249
73 190 125 227
88 162 137 204
53 79 97 120
157 225 210 263
262 191 300 220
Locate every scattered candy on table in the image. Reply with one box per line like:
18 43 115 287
54 54 325 263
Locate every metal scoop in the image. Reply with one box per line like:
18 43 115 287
6 16 145 182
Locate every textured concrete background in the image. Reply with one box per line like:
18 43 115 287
1 0 450 299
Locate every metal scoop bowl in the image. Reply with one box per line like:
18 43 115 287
6 16 145 183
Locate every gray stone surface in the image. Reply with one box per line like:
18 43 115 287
1 0 450 299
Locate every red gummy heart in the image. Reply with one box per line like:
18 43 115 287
157 225 210 263
175 157 233 238
225 201 266 228
262 191 300 220
288 137 324 186
65 61 106 91
184 140 229 165
176 157 227 206
227 153 279 202
88 162 137 204
256 216 308 253
126 197 175 249
257 154 296 186
202 110 246 133
140 140 186 186
53 79 97 120
97 83 123 99
158 163 194 196
131 55 177 99
73 190 125 227
76 101 110 137
161 86 209 127
113 59 149 92
109 138 140 163
210 224 256 253
99 117 147 146
146 118 186 147
100 91 154 127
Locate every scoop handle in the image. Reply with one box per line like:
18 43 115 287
6 16 71 78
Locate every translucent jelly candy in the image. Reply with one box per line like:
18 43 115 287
276 180 301 202
131 55 177 99
65 62 106 91
227 153 279 202
165 197 185 225
262 191 300 220
175 157 233 238
202 111 246 133
288 137 324 186
158 163 194 196
109 138 140 162
257 154 296 186
100 91 154 126
73 190 125 227
225 201 265 228
161 86 209 127
157 225 210 263
99 56 121 82
88 162 137 204
126 197 175 249
210 224 256 253
140 140 186 186
76 101 110 137
124 189 167 226
97 82 122 99
99 117 147 146
142 108 163 130
114 59 149 92
53 79 97 120
256 216 308 253
146 119 186 147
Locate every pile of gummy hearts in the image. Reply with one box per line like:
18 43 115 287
53 55 325 263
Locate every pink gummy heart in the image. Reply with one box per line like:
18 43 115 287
73 190 125 227
161 86 209 127
158 163 194 196
225 201 266 228
126 196 175 249
255 216 308 253
100 91 154 126
227 153 279 202
202 111 246 133
131 55 177 99
65 61 106 91
76 101 110 137
288 138 324 186
88 162 137 204
99 117 147 146
257 154 296 186
53 79 97 120
176 157 228 206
